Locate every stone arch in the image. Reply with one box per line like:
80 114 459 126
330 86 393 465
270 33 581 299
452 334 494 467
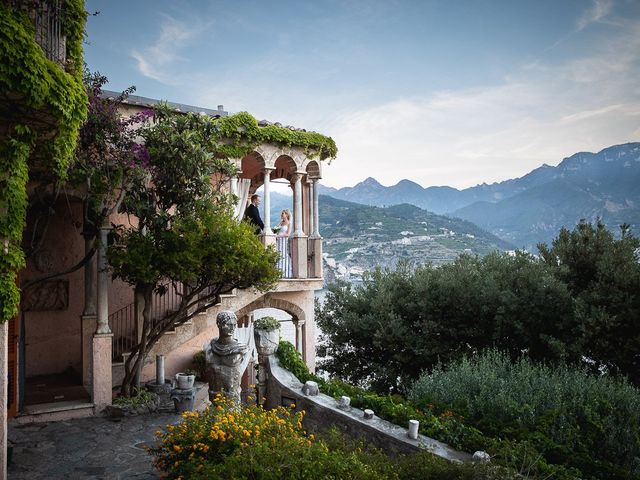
241 151 266 194
235 295 306 322
304 159 321 179
271 154 297 183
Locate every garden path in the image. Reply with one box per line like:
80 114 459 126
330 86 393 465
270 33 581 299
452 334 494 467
8 413 179 479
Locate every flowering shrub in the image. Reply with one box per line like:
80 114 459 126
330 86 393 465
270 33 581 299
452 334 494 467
150 394 503 479
151 394 314 478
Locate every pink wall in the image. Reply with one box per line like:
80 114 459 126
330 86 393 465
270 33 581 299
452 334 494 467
22 200 85 377
21 201 136 378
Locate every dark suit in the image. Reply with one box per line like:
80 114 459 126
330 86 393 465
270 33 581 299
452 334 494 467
244 203 264 234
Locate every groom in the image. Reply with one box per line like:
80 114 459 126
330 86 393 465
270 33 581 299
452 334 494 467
244 194 264 234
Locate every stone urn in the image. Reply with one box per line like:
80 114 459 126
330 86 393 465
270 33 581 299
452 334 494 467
254 318 280 356
175 372 195 389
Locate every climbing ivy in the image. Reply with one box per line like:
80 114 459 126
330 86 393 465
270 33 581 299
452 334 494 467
215 111 337 161
0 0 88 322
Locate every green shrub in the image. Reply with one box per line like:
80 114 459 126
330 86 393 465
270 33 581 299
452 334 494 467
409 350 640 479
277 341 481 449
254 315 281 331
150 393 506 480
278 341 581 479
113 387 154 408
191 350 207 380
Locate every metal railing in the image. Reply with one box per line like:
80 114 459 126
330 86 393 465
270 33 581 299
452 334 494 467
109 283 185 362
110 303 135 363
4 0 67 64
33 0 65 64
151 283 185 329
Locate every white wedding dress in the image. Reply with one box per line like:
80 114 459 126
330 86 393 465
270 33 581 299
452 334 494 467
275 223 292 277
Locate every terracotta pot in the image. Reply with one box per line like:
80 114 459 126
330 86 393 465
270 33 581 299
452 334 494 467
254 328 279 356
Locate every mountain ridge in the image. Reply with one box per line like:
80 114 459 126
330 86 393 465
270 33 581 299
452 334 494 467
320 142 640 250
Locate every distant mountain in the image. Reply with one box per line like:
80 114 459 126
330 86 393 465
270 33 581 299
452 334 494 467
454 143 640 249
320 142 640 250
316 195 512 281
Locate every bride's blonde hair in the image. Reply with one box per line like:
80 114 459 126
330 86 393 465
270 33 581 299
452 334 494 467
281 209 291 221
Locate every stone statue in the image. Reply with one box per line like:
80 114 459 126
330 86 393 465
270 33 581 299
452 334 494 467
204 311 249 404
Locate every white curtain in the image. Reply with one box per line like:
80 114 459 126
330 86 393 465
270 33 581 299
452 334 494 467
235 179 251 221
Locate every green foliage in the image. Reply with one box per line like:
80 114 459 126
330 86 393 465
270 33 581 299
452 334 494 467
0 0 88 322
192 350 207 380
317 252 577 393
0 136 29 319
151 395 503 480
113 387 155 409
538 220 640 383
277 341 478 449
215 111 337 160
277 341 569 478
254 316 281 331
0 1 87 176
409 350 640 480
109 107 280 395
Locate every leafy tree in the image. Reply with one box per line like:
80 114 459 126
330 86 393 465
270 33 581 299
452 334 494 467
317 252 577 393
538 220 640 382
21 71 144 289
108 107 280 395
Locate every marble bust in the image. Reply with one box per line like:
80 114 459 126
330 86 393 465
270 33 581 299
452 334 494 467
204 311 248 404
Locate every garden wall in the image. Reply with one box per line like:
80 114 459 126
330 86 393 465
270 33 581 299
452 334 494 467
265 355 471 463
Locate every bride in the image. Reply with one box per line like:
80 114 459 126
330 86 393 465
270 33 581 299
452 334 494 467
275 209 292 276
275 209 291 237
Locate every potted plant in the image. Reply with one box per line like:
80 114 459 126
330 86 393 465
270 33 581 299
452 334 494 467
253 316 280 356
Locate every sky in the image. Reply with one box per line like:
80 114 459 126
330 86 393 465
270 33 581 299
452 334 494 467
84 0 640 190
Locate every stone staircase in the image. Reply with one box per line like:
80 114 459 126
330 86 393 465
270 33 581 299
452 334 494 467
111 288 266 388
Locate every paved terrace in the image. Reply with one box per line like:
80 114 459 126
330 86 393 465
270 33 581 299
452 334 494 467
8 413 180 479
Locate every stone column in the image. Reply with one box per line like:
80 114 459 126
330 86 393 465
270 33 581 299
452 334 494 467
292 173 304 237
81 220 97 388
306 179 314 238
0 321 8 480
291 173 308 278
308 178 323 278
263 168 272 232
93 220 113 412
156 354 165 385
312 178 320 238
261 168 276 248
96 222 111 335
295 320 305 356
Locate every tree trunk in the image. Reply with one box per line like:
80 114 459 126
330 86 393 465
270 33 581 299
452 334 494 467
120 284 153 396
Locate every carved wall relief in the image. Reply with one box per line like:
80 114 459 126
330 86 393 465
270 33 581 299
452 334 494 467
22 280 69 311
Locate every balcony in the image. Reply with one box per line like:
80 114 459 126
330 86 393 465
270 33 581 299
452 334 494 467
232 147 324 282
5 0 67 64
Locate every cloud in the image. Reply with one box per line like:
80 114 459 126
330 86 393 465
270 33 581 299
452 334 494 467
130 14 204 84
577 0 614 31
319 17 640 189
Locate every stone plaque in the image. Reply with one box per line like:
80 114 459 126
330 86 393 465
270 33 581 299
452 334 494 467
23 280 69 311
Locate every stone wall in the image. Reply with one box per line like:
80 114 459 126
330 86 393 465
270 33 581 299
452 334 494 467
265 355 471 463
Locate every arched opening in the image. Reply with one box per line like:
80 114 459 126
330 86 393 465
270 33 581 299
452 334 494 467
235 296 307 402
